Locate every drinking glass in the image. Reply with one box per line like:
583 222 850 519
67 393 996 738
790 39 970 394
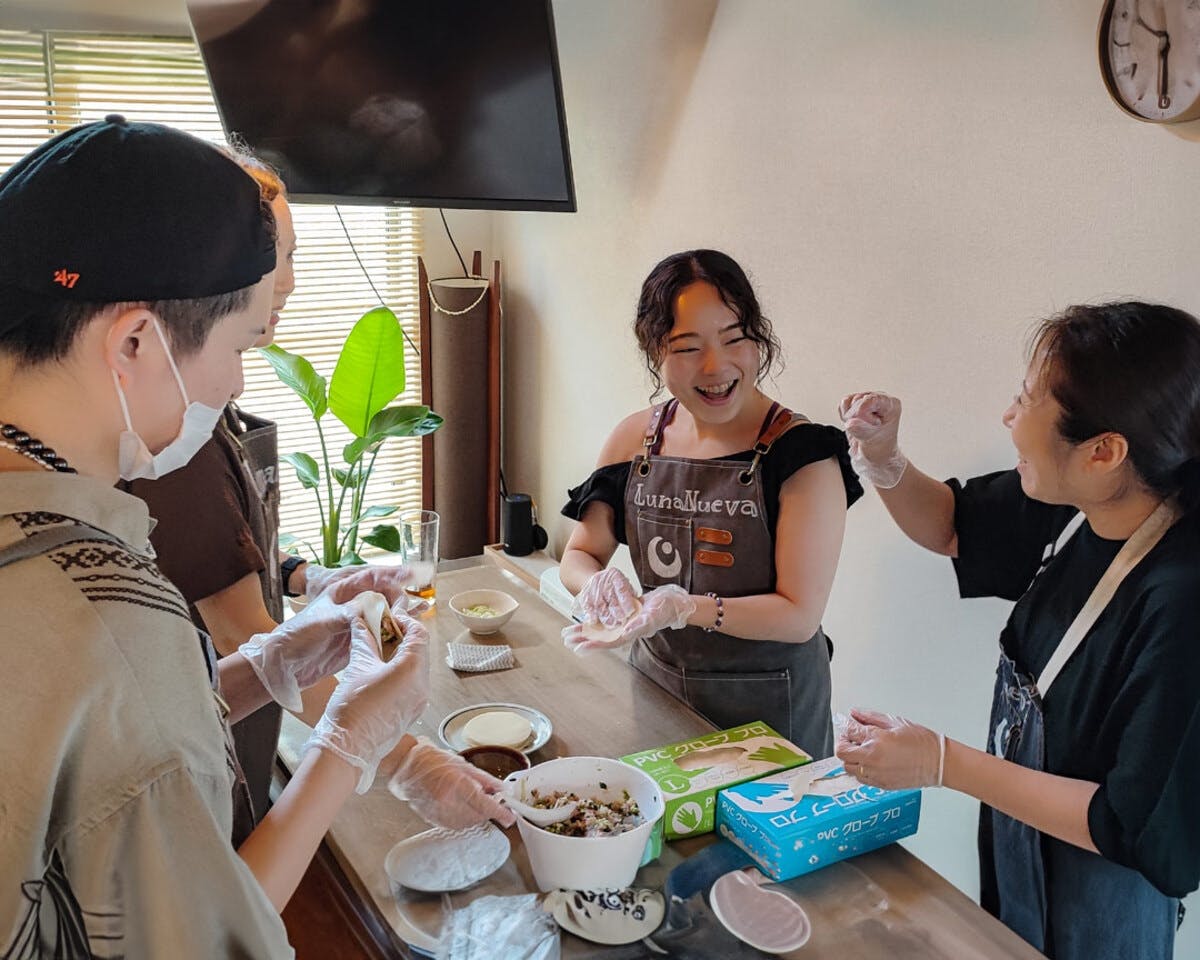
400 510 439 602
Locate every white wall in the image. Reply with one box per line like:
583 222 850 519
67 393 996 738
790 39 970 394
489 1 1199 955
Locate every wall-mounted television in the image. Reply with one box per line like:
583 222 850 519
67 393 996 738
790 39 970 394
186 0 576 211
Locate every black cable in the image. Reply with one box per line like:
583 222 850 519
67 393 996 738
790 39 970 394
440 208 469 277
334 205 420 357
499 468 509 499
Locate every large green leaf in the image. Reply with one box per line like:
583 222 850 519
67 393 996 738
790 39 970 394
343 405 443 463
259 344 327 419
369 405 443 438
281 452 320 490
358 504 398 520
329 307 407 438
362 524 401 552
333 467 361 489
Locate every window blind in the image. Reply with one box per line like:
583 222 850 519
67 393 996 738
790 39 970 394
0 30 425 558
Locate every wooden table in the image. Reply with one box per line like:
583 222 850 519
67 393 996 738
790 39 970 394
277 559 1045 959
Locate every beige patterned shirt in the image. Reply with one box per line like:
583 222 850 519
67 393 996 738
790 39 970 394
0 472 292 959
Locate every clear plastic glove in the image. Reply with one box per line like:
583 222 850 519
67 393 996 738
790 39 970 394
237 593 359 711
561 617 625 656
618 584 696 641
572 567 640 628
303 562 415 607
835 707 944 789
838 392 909 489
305 607 430 793
388 737 516 829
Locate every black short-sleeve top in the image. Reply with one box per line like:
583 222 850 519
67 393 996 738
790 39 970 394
949 469 1200 898
563 422 863 542
124 428 263 616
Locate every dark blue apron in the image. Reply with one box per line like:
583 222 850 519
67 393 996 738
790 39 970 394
981 503 1183 959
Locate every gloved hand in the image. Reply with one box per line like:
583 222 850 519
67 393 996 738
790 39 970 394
572 567 640 628
838 392 909 489
618 584 696 641
835 708 945 790
303 562 416 607
561 616 627 656
237 593 360 711
304 607 430 793
388 737 516 829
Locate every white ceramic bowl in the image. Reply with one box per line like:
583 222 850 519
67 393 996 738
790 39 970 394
505 756 665 892
447 589 519 634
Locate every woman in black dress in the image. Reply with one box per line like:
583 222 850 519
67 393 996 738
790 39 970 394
837 301 1200 960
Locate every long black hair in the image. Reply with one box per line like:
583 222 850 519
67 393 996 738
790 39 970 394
1031 301 1200 511
634 249 782 397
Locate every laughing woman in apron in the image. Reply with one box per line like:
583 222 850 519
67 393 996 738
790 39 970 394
559 250 862 760
836 301 1200 960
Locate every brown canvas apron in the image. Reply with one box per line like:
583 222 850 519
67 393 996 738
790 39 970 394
221 404 284 845
624 399 834 759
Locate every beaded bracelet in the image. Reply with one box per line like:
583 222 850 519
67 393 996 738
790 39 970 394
703 592 724 633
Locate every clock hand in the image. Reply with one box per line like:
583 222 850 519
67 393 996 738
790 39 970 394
1131 0 1172 109
1156 33 1171 109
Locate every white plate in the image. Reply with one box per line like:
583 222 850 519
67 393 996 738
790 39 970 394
544 888 665 945
384 822 511 894
439 702 552 755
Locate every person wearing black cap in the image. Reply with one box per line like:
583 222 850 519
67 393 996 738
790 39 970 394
0 117 431 958
120 152 516 867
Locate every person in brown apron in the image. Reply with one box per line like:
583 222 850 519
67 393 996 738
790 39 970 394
560 250 862 760
835 301 1200 960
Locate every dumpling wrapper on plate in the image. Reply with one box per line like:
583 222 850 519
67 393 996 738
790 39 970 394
463 710 533 749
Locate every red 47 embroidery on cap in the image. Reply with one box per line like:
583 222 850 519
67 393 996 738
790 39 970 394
53 268 80 289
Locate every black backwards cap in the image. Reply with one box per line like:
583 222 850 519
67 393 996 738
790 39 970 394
0 115 276 301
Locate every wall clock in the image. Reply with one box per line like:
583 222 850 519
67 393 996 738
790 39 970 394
1099 0 1200 123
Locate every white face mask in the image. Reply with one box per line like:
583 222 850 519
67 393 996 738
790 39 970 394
112 318 225 481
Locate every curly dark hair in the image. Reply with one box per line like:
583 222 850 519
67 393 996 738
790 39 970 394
633 249 782 397
1031 300 1200 511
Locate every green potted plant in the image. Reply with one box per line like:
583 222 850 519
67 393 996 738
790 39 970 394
261 305 442 568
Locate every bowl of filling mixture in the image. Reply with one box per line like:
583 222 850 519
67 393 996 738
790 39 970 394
448 589 519 634
505 756 665 892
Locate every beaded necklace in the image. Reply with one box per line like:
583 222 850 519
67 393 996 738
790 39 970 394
0 424 75 473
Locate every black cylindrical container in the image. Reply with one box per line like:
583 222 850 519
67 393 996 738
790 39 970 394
502 494 534 556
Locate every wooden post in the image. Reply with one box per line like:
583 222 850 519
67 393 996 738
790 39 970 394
418 256 434 511
486 257 502 544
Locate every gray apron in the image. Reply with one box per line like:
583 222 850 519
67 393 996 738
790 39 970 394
220 405 284 845
624 399 834 759
981 501 1183 959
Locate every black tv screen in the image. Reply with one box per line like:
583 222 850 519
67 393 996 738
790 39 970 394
186 0 576 211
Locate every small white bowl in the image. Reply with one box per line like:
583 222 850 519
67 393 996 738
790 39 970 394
448 589 519 634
